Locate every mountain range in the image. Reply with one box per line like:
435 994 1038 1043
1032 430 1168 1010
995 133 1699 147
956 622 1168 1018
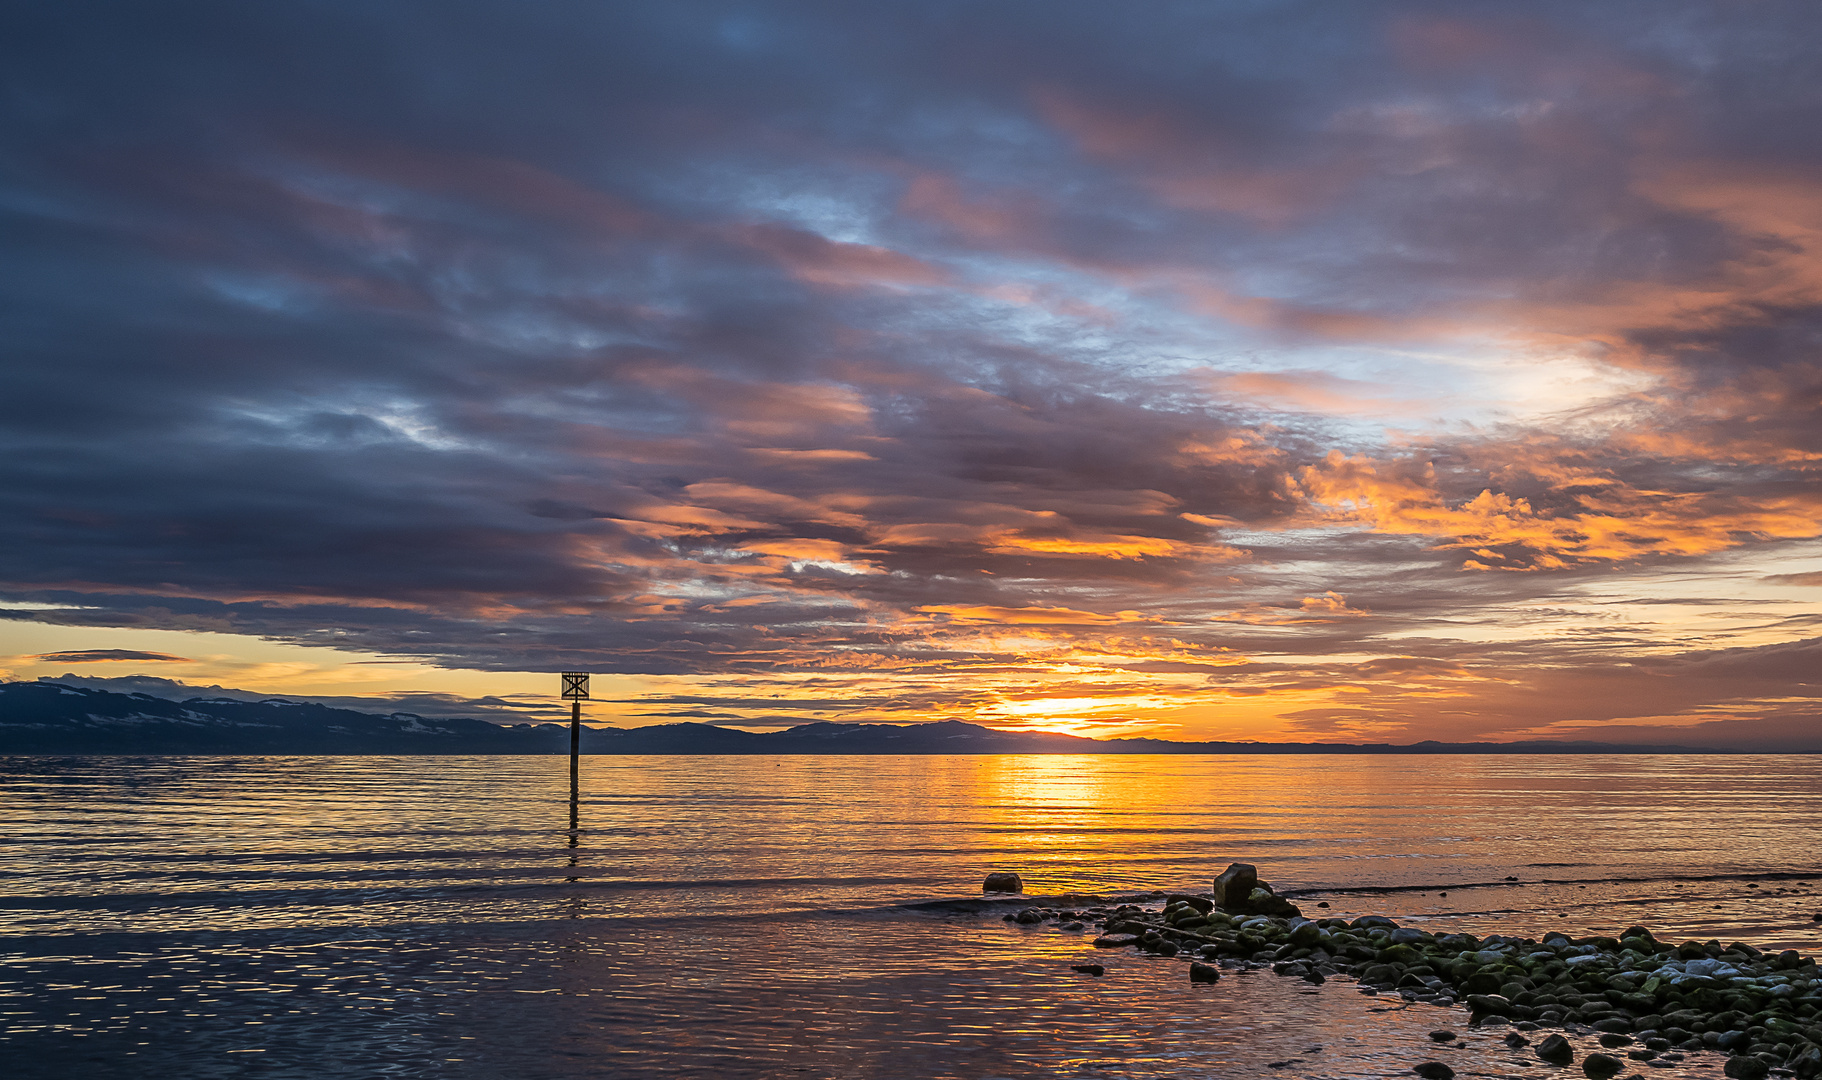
0 680 1733 755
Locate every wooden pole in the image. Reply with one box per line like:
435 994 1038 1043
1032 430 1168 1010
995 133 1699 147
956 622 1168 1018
560 672 587 845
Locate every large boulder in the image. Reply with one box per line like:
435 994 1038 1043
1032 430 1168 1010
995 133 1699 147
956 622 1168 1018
983 872 1023 894
1212 863 1259 910
1210 863 1303 916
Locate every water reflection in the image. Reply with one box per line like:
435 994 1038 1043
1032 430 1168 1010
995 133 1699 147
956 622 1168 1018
566 762 580 883
1 753 1819 1078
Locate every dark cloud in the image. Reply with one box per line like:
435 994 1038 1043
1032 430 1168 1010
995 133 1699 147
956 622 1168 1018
31 650 191 663
3 1 1822 742
36 674 566 722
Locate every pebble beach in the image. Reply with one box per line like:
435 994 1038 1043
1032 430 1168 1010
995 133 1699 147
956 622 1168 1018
991 863 1822 1079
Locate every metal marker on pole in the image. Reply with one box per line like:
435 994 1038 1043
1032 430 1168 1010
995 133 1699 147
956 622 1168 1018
560 673 589 836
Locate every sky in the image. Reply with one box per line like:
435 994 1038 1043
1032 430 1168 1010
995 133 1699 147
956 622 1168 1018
3 0 1821 747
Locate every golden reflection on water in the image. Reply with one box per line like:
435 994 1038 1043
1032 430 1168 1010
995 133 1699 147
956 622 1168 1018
3 753 1820 934
2 753 1821 1078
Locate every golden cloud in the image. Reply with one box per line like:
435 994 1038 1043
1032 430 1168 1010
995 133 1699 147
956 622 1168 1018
1296 451 1822 569
915 605 1146 626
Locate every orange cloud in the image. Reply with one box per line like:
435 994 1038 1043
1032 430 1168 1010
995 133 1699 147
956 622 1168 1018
916 605 1146 626
985 534 1186 559
680 481 870 529
1299 591 1367 615
747 448 877 464
1212 591 1371 625
1297 451 1822 569
1195 368 1429 416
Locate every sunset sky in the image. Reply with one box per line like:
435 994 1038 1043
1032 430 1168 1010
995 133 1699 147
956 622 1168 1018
3 1 1821 747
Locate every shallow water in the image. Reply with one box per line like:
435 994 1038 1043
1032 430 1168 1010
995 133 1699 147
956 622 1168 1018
2 753 1819 1077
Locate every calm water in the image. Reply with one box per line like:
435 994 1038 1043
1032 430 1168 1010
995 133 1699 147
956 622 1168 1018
2 754 1819 1078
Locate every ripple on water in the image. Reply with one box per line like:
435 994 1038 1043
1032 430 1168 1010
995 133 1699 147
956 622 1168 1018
2 752 1820 1077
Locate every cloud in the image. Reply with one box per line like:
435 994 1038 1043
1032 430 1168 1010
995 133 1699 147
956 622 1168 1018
36 673 568 722
31 650 192 663
916 605 1145 626
1295 451 1822 571
3 1 1822 744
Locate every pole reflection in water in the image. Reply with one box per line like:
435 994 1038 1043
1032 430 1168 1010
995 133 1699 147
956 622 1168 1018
566 755 581 882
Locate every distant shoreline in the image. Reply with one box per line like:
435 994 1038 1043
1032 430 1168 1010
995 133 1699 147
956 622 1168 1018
2 748 1768 756
0 681 1768 755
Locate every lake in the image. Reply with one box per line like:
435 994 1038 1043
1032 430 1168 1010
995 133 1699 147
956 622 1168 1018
2 753 1819 1078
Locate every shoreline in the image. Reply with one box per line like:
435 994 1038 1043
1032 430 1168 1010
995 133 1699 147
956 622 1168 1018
986 872 1822 1080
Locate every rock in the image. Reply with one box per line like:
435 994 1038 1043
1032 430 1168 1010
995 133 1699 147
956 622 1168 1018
1246 886 1303 918
1599 1034 1633 1048
1059 921 1085 932
983 872 1023 893
1154 941 1179 957
1167 893 1215 913
1390 927 1434 945
1507 1032 1531 1049
1466 994 1515 1015
1413 1062 1455 1079
1787 1044 1821 1078
1724 1056 1771 1080
1538 1034 1576 1064
1013 908 1043 924
1190 961 1221 984
1212 863 1260 910
1071 964 1104 976
1583 1052 1625 1077
1429 1030 1457 1042
1092 933 1139 948
1289 921 1323 947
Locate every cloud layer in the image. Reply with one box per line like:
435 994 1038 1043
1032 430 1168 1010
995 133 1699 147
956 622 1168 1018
3 0 1820 743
